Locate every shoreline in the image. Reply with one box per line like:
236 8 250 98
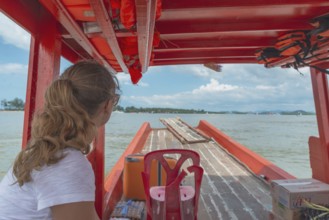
0 110 315 115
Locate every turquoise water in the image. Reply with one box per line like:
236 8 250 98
0 111 318 179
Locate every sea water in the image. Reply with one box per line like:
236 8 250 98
0 111 318 179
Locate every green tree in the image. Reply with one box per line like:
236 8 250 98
125 106 138 113
7 98 25 110
114 105 124 112
1 99 7 109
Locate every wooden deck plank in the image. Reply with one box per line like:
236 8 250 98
197 148 256 219
143 129 272 220
160 118 210 144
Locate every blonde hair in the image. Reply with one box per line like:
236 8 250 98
13 61 120 186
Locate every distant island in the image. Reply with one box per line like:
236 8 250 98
0 98 315 115
115 106 315 115
1 98 24 111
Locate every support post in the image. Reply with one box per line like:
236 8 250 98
88 126 105 219
22 9 61 148
309 65 329 183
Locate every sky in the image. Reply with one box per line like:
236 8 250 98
0 12 316 112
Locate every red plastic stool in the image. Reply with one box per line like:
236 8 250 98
141 149 203 220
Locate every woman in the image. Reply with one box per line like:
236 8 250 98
0 61 120 220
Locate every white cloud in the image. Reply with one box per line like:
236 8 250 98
192 79 238 94
137 81 149 87
116 72 149 87
116 73 131 85
0 63 28 74
255 85 276 90
151 64 223 79
0 13 30 50
122 64 315 112
189 65 219 78
123 79 243 110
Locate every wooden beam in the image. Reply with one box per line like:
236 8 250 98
38 0 116 73
89 0 129 74
156 19 312 35
0 0 91 64
162 0 329 9
152 57 257 65
310 66 329 183
135 0 157 72
154 47 261 53
23 9 61 148
61 42 85 63
154 56 255 61
156 37 276 49
0 0 39 35
154 49 256 60
87 126 105 219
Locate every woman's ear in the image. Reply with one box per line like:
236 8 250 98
93 100 113 127
104 99 112 113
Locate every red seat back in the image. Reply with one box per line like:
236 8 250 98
142 149 203 220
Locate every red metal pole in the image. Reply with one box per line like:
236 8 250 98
22 9 61 148
87 126 105 219
309 65 329 183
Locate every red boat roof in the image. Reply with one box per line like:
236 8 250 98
2 0 329 82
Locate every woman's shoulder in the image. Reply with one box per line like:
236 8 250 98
32 148 93 180
62 147 87 161
31 148 95 211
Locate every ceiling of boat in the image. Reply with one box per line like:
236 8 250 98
1 0 329 83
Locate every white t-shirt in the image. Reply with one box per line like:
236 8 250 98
0 148 95 220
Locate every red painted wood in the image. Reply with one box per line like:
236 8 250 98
309 136 325 180
162 0 329 9
38 0 117 73
103 123 152 219
155 48 256 60
153 58 257 66
196 120 295 181
135 0 157 73
0 0 89 65
64 5 96 22
154 57 255 63
309 67 329 183
156 19 312 35
4 0 329 70
22 9 61 148
89 0 129 74
0 0 38 35
156 38 276 50
87 126 105 219
159 5 329 22
61 0 90 6
61 43 84 63
22 38 38 148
